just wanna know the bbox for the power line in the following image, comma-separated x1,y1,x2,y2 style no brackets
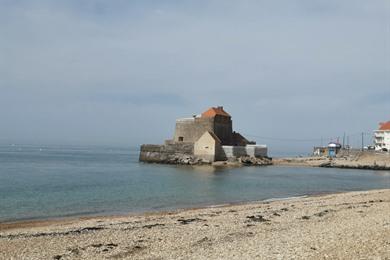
244,134,328,142
244,131,373,143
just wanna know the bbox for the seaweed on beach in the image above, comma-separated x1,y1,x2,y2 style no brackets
0,226,106,240
142,223,165,229
246,215,270,222
177,218,205,225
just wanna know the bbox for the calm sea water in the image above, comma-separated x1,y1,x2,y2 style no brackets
0,145,389,223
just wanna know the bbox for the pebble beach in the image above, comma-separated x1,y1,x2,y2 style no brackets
1,189,389,259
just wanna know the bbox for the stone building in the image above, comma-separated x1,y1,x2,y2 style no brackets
172,106,251,146
193,131,225,162
140,106,267,163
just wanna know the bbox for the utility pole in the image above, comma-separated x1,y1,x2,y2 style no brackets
361,132,364,151
342,132,346,149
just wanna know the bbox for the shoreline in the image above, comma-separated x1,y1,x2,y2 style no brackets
1,189,389,259
273,151,390,170
1,162,388,228
0,194,317,229
0,188,365,229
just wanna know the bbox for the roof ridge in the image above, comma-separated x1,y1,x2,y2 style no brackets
201,106,231,118
379,121,390,130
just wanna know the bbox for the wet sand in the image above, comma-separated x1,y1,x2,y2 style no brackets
1,189,389,259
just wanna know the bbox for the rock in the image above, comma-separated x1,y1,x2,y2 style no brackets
141,151,273,167
182,159,190,164
200,159,211,164
319,162,332,167
239,156,273,166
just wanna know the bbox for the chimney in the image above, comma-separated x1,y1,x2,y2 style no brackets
217,106,223,110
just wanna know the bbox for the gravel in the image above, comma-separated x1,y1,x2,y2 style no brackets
1,189,389,259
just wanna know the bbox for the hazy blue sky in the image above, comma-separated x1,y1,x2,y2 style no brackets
0,0,389,155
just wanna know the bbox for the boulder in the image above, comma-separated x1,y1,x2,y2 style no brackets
239,156,273,166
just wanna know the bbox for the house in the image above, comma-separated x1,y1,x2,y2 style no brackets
313,146,327,156
374,121,390,151
313,142,342,157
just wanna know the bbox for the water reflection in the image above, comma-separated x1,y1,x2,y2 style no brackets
189,165,230,174
372,171,390,177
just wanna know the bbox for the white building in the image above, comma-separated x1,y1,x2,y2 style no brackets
374,121,390,151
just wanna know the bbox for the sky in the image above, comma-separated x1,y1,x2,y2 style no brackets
0,0,389,155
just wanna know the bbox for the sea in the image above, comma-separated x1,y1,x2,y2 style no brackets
0,144,389,223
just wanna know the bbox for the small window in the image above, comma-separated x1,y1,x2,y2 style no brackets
178,137,184,142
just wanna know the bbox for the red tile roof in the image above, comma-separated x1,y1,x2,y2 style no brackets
201,106,231,118
379,121,390,130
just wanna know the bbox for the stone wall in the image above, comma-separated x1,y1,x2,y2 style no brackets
140,143,268,164
173,117,214,143
173,116,234,145
194,132,217,162
222,145,268,159
139,143,194,163
213,115,233,145
246,145,268,157
222,146,247,158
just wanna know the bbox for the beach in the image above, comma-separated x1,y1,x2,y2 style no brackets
1,189,389,259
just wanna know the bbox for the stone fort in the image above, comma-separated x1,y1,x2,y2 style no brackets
170,106,252,146
140,106,267,163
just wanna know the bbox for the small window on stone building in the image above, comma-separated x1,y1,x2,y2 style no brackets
178,137,184,142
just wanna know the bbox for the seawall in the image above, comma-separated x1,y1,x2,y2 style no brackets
139,143,195,164
139,143,271,166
